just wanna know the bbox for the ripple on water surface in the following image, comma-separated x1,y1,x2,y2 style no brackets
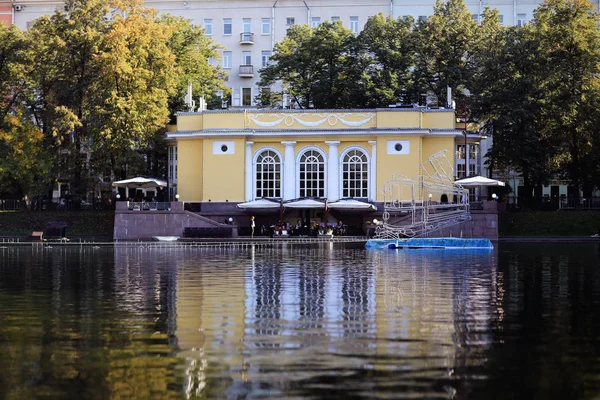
0,243,599,399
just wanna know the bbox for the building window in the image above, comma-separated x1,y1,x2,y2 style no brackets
469,144,479,160
242,51,252,65
311,17,321,28
349,16,359,33
286,17,295,27
223,18,232,35
299,150,325,198
261,51,271,67
255,150,281,198
456,144,465,160
204,19,213,35
242,87,252,106
261,18,271,34
418,16,428,23
499,15,504,24
342,149,368,198
469,163,476,177
517,13,526,27
222,51,232,68
243,18,251,33
331,16,340,22
456,163,466,179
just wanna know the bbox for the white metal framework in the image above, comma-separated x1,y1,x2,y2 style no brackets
375,150,471,239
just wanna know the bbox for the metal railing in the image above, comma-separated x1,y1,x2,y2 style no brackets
127,201,172,211
239,64,254,76
0,199,22,210
239,32,254,42
505,195,600,210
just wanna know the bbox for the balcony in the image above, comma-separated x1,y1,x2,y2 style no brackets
239,32,254,44
239,65,254,78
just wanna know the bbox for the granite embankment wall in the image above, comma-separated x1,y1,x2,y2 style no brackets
113,202,236,240
433,201,499,240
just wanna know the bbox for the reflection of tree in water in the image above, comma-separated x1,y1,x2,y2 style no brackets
0,247,185,400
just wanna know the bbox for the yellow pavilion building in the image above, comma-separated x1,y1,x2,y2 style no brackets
166,107,475,234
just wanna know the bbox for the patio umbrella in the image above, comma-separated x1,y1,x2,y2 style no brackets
112,177,168,189
237,198,282,209
327,199,377,211
455,176,505,187
283,198,326,209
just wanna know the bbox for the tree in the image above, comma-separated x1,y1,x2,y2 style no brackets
354,13,416,107
158,14,229,118
471,21,560,207
412,0,478,107
258,22,355,109
530,0,600,204
25,0,227,197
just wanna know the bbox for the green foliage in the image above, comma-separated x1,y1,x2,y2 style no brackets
0,211,114,235
158,14,230,118
258,22,356,108
412,0,478,107
499,211,600,236
18,0,227,200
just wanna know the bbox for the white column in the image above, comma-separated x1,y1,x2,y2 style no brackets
325,141,340,201
282,141,296,200
369,141,377,201
245,141,254,201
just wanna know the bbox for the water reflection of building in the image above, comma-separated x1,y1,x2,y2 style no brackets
373,249,499,374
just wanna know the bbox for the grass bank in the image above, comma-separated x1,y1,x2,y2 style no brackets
0,211,114,236
499,211,600,237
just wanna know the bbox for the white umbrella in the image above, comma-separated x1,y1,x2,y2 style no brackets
455,176,505,187
284,199,326,209
237,199,282,209
112,177,168,189
327,199,377,211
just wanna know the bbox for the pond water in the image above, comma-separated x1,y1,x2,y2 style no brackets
0,242,599,399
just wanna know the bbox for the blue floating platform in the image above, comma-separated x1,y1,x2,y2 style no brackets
365,237,493,250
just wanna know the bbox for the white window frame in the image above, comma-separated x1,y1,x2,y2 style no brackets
517,13,526,27
286,17,295,27
222,51,232,69
242,51,252,65
261,51,271,67
204,19,213,35
254,148,283,199
340,147,369,199
242,87,252,106
296,147,327,198
349,16,359,33
331,16,340,22
223,18,232,35
261,18,271,34
243,18,251,33
311,17,321,28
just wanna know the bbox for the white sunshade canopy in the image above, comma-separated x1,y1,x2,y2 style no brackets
112,177,167,189
284,199,326,209
327,199,377,211
455,176,506,187
237,199,281,209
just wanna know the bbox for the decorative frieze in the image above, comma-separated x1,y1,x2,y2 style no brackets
246,112,376,129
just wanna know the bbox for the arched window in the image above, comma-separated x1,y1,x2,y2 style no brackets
342,149,368,198
255,150,281,198
299,149,325,197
